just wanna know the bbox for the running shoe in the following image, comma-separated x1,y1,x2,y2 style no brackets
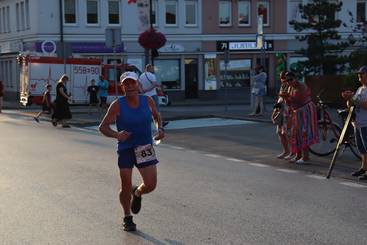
352,168,366,177
33,117,40,123
131,185,142,214
122,216,136,231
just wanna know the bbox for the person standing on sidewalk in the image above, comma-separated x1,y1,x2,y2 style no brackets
99,71,164,231
272,71,291,159
285,71,319,164
139,64,168,127
87,79,100,114
52,75,72,128
341,66,367,180
34,84,53,122
0,81,4,113
249,64,267,116
98,75,109,111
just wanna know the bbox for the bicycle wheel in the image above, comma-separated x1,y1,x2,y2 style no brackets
309,121,341,156
345,132,362,160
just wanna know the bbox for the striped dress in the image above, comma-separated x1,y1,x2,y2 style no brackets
289,85,319,153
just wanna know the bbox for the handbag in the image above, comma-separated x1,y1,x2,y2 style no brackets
271,109,283,125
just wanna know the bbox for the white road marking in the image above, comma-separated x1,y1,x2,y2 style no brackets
248,163,269,168
84,117,256,132
226,158,245,162
276,169,299,174
306,175,326,180
170,146,185,150
339,182,367,188
204,154,222,158
164,117,256,130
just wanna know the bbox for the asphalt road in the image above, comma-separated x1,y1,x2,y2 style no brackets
1,112,367,245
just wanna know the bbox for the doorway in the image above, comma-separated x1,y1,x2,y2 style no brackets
185,58,198,98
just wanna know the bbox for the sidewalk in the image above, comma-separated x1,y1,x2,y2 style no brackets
2,99,274,125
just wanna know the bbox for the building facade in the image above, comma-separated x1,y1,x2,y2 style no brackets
0,0,364,101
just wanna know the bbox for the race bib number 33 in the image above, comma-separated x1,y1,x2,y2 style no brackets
134,144,157,164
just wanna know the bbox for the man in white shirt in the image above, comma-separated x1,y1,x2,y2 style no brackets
139,64,169,127
139,64,160,111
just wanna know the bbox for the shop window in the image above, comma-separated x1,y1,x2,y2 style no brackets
204,56,217,90
257,0,269,26
154,60,181,90
64,0,76,24
219,59,251,88
357,0,367,23
219,0,231,26
238,0,250,26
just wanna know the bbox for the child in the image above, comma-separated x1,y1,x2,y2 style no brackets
87,79,99,114
34,84,53,122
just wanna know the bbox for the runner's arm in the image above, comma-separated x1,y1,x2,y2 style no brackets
99,101,131,141
147,96,165,140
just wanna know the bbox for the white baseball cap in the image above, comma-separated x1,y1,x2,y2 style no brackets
120,71,139,83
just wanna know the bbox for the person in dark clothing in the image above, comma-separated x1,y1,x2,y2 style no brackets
87,79,100,114
52,74,72,128
34,84,53,122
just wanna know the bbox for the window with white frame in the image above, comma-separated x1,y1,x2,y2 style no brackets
16,3,19,31
64,0,76,24
357,0,367,23
257,0,269,26
165,0,177,25
6,6,10,32
25,0,30,29
87,0,99,24
151,0,157,25
108,0,120,24
4,7,8,32
185,0,197,26
238,0,250,26
219,0,231,26
20,2,25,30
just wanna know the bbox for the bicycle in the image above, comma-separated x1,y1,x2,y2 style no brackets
308,94,361,160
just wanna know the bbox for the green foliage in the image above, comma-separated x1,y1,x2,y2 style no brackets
345,11,367,70
289,0,350,75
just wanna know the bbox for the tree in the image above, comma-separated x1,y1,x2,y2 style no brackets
289,0,350,75
345,11,367,70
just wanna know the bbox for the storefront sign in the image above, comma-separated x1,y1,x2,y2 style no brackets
159,43,185,52
35,41,124,54
41,40,57,54
216,40,273,52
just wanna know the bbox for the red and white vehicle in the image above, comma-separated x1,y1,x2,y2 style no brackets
20,56,101,106
20,56,169,106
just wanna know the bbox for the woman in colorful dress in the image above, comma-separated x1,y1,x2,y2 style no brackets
284,72,319,164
